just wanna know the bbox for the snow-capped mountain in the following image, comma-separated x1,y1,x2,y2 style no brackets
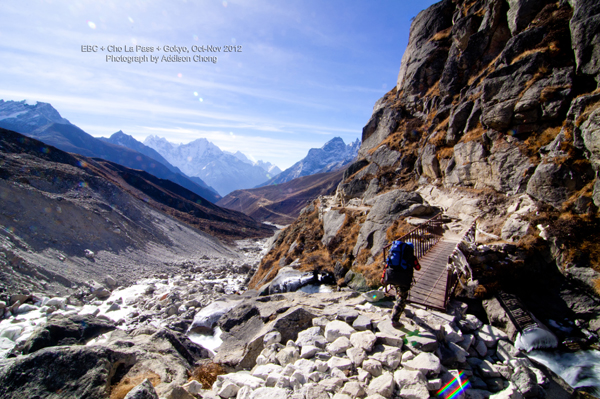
227,150,282,176
0,100,70,132
261,137,360,186
0,100,220,202
144,135,280,196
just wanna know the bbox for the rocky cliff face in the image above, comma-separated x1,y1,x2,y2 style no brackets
251,0,600,299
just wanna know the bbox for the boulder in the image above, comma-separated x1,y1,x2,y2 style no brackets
322,210,346,246
403,352,441,377
350,330,377,353
526,161,590,209
353,190,427,257
421,144,441,179
511,366,539,397
189,299,241,333
0,345,136,399
367,372,395,398
370,145,402,168
20,314,116,355
325,320,357,342
124,379,159,399
218,302,260,332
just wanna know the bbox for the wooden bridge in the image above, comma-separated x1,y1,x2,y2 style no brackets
386,214,476,311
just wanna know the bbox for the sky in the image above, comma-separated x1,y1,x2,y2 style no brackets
0,0,439,170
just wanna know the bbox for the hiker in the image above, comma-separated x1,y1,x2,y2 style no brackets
382,241,421,328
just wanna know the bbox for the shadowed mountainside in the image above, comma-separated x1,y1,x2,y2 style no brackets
217,169,345,224
0,101,220,203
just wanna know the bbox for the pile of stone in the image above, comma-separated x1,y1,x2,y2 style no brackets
198,296,563,399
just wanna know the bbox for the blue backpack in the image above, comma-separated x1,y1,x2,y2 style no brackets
382,241,415,288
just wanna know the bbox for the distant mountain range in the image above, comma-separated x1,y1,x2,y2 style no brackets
144,135,281,196
260,137,359,187
0,100,220,203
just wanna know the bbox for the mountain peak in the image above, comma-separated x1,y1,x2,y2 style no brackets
0,99,70,131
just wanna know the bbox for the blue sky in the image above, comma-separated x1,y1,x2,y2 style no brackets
0,0,438,169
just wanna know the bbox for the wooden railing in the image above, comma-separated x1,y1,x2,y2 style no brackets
444,217,478,308
395,213,444,259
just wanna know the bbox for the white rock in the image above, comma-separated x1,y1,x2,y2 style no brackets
375,332,403,347
296,326,327,348
327,356,353,371
252,364,283,380
221,371,265,390
364,395,387,399
218,381,240,398
248,387,291,399
300,345,319,359
275,375,291,389
332,394,352,399
358,367,371,383
448,341,469,363
350,330,378,352
46,297,67,310
327,336,352,355
321,377,345,392
331,367,349,381
444,323,464,343
403,352,441,377
464,314,483,330
308,371,324,382
282,364,297,376
276,347,299,366
182,380,203,395
394,369,429,399
393,368,427,387
236,385,253,399
291,370,306,385
264,331,282,346
398,382,429,399
476,325,508,348
294,358,316,375
347,346,367,367
367,372,395,398
363,359,383,377
371,345,402,370
315,359,329,373
342,381,366,397
265,373,280,387
325,320,356,342
401,351,415,363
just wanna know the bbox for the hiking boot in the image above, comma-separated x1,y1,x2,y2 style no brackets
391,320,404,328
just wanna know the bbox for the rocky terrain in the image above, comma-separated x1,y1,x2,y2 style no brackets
1,0,600,398
0,128,274,295
0,100,220,203
259,137,360,187
217,169,345,224
251,0,600,316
